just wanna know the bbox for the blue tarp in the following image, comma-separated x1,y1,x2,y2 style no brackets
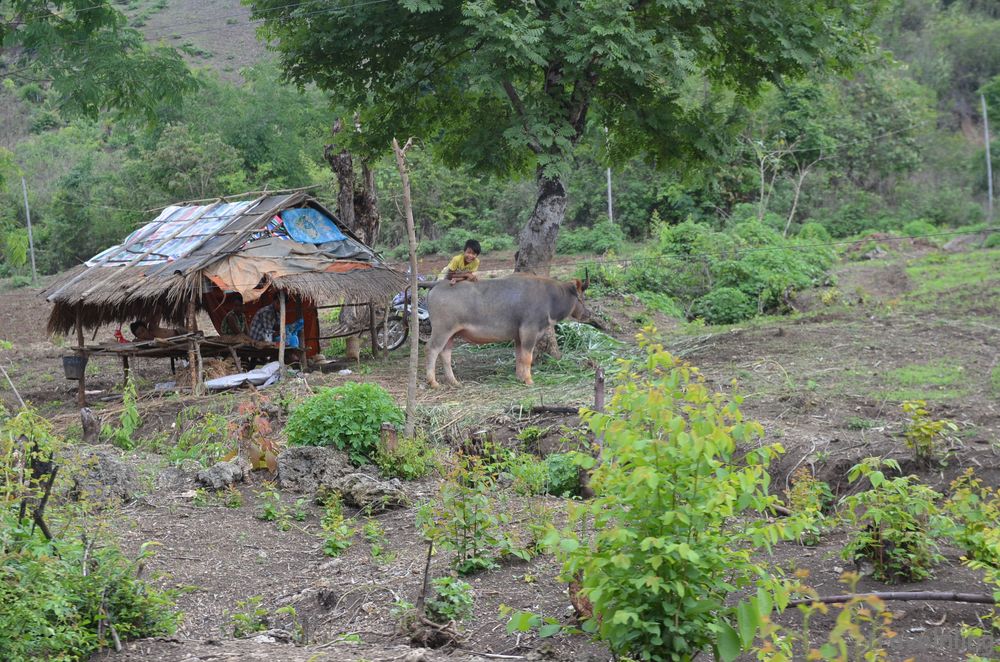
281,208,347,244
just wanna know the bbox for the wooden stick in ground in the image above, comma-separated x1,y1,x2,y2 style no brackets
76,304,86,407
416,539,434,614
392,136,419,438
186,299,198,394
788,591,998,608
278,291,287,377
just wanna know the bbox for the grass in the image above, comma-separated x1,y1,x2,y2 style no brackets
903,249,1000,312
880,360,968,401
992,365,1000,397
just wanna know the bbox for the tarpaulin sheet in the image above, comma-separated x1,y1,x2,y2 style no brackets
281,208,347,244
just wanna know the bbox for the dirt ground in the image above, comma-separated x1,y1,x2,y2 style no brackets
2,244,999,661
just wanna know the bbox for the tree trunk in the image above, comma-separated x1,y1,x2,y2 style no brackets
514,175,567,276
325,119,384,353
515,174,567,358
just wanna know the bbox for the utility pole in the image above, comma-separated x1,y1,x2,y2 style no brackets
20,177,38,286
983,94,994,222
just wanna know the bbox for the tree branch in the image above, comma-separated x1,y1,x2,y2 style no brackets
502,79,542,153
788,591,998,608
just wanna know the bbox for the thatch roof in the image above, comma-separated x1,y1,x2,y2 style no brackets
44,191,406,334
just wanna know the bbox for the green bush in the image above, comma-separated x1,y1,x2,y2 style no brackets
557,220,626,254
984,231,1000,248
546,333,800,661
901,218,938,240
374,434,436,479
691,287,756,325
796,222,831,243
426,576,474,623
544,452,581,497
285,383,404,464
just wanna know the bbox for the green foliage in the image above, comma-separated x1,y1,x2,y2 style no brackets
557,220,626,254
901,399,958,467
753,572,896,661
229,596,269,638
797,222,831,243
320,495,354,557
784,468,834,546
169,408,232,467
363,518,393,562
256,482,290,530
691,287,757,325
840,458,947,583
374,434,436,480
0,410,178,661
901,218,938,240
425,577,474,624
506,452,549,497
546,332,801,661
544,452,582,498
941,469,1000,568
285,383,404,465
102,378,141,450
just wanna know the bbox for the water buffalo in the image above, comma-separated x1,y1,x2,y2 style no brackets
425,274,589,387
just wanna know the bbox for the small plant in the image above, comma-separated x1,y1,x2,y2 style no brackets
417,456,504,575
784,467,833,546
901,400,957,467
224,485,243,509
753,571,896,661
320,494,354,557
102,377,141,450
425,577,474,624
285,383,404,464
192,487,212,507
229,596,269,638
257,483,290,530
515,426,547,446
840,458,947,583
170,409,232,467
363,518,393,562
374,433,435,479
942,469,1000,567
292,497,309,521
507,452,548,496
544,452,582,497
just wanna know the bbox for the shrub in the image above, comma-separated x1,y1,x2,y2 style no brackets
985,231,1000,248
426,577,474,623
796,222,831,243
557,220,626,254
942,469,1000,568
375,434,436,480
691,287,756,325
544,452,581,497
901,400,957,468
285,383,404,464
840,458,947,583
546,332,801,661
901,218,938,240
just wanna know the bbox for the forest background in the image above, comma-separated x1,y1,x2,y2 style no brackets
0,0,998,283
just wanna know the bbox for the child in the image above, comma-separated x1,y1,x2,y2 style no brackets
438,239,481,285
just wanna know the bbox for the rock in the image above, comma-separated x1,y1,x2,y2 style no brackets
196,456,252,489
61,444,142,505
276,446,352,493
328,473,407,512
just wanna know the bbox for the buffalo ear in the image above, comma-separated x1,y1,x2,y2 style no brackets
573,278,583,292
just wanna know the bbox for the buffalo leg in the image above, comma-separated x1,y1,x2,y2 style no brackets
425,331,455,388
519,329,539,385
441,337,458,386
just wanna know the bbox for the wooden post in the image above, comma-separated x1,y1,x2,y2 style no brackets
186,299,198,394
368,302,378,359
392,137,419,439
278,291,287,376
228,346,243,372
380,422,399,454
121,355,130,384
75,304,86,407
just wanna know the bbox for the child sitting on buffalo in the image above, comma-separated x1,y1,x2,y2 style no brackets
438,239,481,285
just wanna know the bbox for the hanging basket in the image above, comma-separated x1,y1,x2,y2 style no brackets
62,355,88,380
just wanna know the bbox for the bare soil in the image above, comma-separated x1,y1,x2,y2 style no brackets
2,245,999,662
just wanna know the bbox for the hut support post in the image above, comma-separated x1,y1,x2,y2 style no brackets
368,302,378,359
186,299,200,395
121,355,130,384
75,305,86,407
278,291,286,377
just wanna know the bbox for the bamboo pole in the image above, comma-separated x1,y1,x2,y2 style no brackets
788,591,997,608
392,137,419,438
186,299,198,394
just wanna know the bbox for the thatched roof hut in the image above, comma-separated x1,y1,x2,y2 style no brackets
44,191,406,335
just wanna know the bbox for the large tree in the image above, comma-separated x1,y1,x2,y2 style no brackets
250,0,881,274
1,0,195,120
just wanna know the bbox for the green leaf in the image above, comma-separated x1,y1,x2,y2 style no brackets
736,600,759,648
716,622,741,662
538,623,561,637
